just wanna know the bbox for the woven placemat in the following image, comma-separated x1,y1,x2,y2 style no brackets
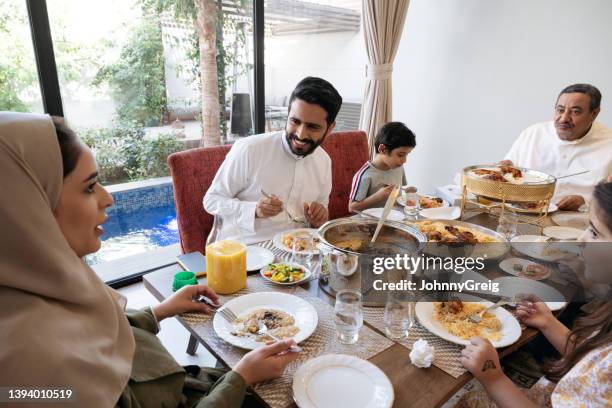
362,306,526,378
181,274,394,408
362,307,468,378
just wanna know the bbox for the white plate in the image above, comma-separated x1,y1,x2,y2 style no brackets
293,354,394,408
543,226,584,240
419,206,461,220
491,276,566,311
499,258,551,280
213,292,318,350
247,246,275,271
272,228,320,255
415,293,521,348
397,194,450,208
362,207,405,222
551,212,589,229
506,202,558,214
510,235,570,262
259,262,312,286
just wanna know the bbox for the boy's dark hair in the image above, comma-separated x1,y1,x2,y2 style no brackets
288,77,343,125
558,83,602,111
374,122,416,153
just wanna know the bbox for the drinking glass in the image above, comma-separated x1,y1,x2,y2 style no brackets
334,289,363,344
497,210,519,239
291,235,314,270
383,290,415,340
403,192,420,220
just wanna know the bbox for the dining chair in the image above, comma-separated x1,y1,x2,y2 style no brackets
320,130,369,220
168,144,232,256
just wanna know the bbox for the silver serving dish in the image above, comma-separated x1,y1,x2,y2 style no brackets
317,218,426,306
415,219,510,261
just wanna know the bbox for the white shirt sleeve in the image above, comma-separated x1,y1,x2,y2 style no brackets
317,157,332,208
202,142,258,234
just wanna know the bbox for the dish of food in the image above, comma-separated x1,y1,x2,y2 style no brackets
292,354,394,408
434,298,502,341
415,294,521,348
506,202,558,214
213,292,318,349
469,165,551,184
510,235,570,262
397,194,449,209
499,258,551,280
260,262,311,285
272,228,319,254
417,221,498,244
416,220,509,260
491,277,566,311
231,308,299,342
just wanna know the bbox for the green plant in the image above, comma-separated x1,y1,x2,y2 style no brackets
93,12,167,127
79,123,182,184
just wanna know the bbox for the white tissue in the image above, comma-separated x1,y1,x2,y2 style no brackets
410,338,435,368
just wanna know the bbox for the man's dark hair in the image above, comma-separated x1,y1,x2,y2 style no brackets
288,77,343,125
374,122,416,154
558,83,602,112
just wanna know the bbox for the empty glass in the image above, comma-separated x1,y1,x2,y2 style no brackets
403,192,420,220
383,290,415,340
291,235,314,270
497,210,519,239
334,289,363,344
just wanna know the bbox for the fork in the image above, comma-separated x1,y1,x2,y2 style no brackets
468,298,508,324
218,307,238,323
261,189,309,226
257,320,302,352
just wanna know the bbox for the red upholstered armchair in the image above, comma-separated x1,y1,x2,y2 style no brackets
321,130,369,220
168,130,368,254
167,145,231,254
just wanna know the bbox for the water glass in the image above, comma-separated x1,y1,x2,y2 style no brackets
291,235,314,270
497,210,518,239
383,291,415,340
403,192,420,220
334,289,363,344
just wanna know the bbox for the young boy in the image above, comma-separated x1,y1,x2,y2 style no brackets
349,122,416,212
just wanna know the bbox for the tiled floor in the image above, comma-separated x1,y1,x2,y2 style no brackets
118,281,217,368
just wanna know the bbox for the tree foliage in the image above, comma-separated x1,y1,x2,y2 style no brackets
93,12,167,127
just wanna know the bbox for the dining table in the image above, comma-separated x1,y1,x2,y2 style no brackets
142,209,579,408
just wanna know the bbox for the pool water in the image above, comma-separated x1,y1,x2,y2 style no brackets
86,204,180,265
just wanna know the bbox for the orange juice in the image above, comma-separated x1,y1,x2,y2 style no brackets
205,239,247,294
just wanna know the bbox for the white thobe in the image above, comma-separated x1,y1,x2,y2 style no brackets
504,121,612,203
203,131,332,244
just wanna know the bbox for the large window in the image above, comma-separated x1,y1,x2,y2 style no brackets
0,0,44,112
264,0,364,132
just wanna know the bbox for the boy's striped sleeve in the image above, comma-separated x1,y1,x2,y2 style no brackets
350,162,370,202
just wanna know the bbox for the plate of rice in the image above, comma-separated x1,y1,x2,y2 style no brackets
415,293,521,348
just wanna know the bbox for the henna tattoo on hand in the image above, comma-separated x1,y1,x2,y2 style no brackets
481,360,497,372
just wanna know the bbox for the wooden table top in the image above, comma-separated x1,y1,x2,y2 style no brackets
143,212,576,408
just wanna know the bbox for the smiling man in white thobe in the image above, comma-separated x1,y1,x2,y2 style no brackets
503,83,612,211
203,77,342,243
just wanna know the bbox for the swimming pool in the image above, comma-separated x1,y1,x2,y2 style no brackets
86,203,180,265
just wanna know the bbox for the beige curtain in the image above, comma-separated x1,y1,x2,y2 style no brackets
359,0,410,158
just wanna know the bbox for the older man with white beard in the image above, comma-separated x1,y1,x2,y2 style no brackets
502,84,612,211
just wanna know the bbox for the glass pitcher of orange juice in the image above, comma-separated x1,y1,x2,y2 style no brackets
205,205,247,294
